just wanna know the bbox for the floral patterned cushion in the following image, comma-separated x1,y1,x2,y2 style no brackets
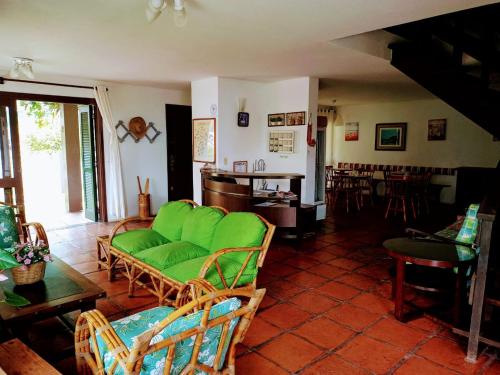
95,297,241,374
0,206,19,251
455,203,480,245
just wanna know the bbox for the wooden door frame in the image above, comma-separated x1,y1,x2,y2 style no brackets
0,91,108,222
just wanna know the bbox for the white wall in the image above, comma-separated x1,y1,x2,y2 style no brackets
191,77,319,204
191,77,219,204
105,83,190,216
1,77,190,218
329,98,500,203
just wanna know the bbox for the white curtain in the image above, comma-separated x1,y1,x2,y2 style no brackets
94,85,126,220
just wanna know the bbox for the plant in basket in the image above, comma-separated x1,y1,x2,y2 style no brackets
0,241,52,306
10,241,52,285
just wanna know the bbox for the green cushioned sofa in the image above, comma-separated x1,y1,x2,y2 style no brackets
107,200,275,305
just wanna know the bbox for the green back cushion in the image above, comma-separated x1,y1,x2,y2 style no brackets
456,203,480,244
210,212,267,265
152,201,194,241
96,298,241,374
0,206,19,250
134,241,209,269
181,206,225,249
162,255,258,289
111,229,169,255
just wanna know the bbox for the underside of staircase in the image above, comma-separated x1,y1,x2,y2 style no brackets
386,3,500,138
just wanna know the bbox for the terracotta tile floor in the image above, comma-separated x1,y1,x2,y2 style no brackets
29,206,499,374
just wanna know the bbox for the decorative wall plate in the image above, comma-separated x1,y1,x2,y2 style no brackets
129,117,148,139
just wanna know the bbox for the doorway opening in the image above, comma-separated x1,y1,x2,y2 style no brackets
16,100,98,230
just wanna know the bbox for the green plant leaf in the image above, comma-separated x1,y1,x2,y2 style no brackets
2,289,30,307
0,250,20,270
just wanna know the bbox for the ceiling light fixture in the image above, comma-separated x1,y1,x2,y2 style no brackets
9,57,35,79
146,0,187,27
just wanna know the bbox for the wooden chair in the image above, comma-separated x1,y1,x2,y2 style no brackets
332,174,361,213
383,204,480,324
384,174,416,223
357,170,374,207
75,280,265,375
413,172,433,216
325,166,334,204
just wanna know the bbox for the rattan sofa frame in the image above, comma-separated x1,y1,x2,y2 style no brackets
106,200,275,306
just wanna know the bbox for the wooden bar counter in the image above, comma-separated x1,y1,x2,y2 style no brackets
201,169,313,238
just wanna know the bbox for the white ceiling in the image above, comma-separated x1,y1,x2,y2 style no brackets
0,0,497,103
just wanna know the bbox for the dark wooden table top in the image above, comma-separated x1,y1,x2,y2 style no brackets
0,256,105,322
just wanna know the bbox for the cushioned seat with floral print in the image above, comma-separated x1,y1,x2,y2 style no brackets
0,205,20,251
95,297,241,374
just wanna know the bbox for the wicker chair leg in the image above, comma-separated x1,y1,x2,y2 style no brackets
128,265,136,297
107,254,114,282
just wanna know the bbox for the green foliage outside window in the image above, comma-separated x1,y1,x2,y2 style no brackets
18,101,63,154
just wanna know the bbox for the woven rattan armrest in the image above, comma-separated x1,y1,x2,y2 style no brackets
198,247,263,289
109,216,155,243
75,309,130,374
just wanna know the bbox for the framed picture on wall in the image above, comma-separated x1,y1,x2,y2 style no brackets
286,111,306,126
428,119,446,141
268,113,285,127
233,161,248,173
375,123,407,151
192,118,216,163
237,112,249,127
345,122,359,141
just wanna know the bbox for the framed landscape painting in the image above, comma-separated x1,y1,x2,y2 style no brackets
375,123,407,151
193,118,216,163
268,113,285,127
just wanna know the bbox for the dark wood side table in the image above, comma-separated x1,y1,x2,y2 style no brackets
0,256,106,337
0,338,61,375
384,238,472,324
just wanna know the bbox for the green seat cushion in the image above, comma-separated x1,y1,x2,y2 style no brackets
152,201,194,242
383,238,476,263
0,206,19,250
210,212,267,265
134,241,209,269
111,229,169,255
95,298,241,375
162,254,258,289
180,206,225,249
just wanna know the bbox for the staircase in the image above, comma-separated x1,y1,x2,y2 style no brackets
386,4,500,138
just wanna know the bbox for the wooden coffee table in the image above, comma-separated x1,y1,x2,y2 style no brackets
0,256,106,336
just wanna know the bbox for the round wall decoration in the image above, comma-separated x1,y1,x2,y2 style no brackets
128,117,148,139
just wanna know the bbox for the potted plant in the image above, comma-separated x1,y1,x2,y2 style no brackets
0,240,52,306
10,241,52,285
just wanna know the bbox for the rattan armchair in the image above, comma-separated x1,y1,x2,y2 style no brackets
75,281,265,375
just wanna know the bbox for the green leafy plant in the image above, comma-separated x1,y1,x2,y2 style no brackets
18,101,63,155
0,249,30,307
